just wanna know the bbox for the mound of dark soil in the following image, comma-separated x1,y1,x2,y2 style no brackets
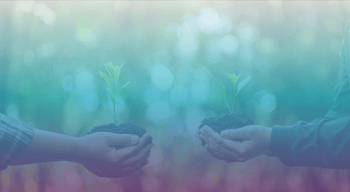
89,123,153,150
198,113,254,146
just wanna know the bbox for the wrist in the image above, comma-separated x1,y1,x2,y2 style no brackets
54,136,83,163
269,124,297,158
263,126,273,156
14,129,85,164
70,137,86,163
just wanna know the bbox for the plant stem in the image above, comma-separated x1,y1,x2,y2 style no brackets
232,87,237,114
232,96,236,114
113,104,117,126
225,100,232,114
112,73,117,126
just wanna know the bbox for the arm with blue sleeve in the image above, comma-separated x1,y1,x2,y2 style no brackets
0,113,80,168
269,21,350,169
0,112,153,178
0,113,34,169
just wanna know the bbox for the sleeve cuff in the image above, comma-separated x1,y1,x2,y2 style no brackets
0,114,35,167
269,124,297,159
7,122,35,163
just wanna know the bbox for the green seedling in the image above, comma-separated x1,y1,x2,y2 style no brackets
222,73,251,114
99,62,131,126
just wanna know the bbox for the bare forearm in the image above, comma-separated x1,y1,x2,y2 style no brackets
9,129,81,165
10,158,59,165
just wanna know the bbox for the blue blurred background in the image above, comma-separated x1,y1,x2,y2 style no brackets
0,1,350,192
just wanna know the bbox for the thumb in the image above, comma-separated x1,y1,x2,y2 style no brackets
220,127,252,140
106,133,139,146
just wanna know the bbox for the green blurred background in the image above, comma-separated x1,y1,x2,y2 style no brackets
1,1,350,191
1,1,347,136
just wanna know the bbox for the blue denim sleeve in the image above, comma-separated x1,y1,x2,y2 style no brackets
326,20,350,119
269,21,350,168
270,117,350,169
0,113,34,170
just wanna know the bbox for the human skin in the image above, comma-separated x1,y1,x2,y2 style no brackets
9,128,154,178
197,125,272,163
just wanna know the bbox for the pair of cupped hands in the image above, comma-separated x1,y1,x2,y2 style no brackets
78,125,272,178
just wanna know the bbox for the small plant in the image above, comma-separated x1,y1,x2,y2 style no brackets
89,62,152,150
99,62,130,126
198,73,253,145
222,73,251,114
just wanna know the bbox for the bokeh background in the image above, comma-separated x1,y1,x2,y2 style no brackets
0,0,350,191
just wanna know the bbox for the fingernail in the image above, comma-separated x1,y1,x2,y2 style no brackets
131,136,139,144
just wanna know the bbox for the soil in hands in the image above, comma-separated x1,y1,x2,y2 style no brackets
89,123,153,150
198,113,254,146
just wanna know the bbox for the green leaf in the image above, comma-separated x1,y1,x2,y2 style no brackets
122,81,131,88
114,68,121,83
117,81,131,94
222,86,227,102
106,63,115,80
99,71,112,88
109,92,116,106
236,76,251,96
114,63,124,83
227,73,240,87
104,63,113,79
222,86,232,114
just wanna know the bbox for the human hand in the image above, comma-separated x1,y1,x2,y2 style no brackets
75,132,153,178
197,125,272,163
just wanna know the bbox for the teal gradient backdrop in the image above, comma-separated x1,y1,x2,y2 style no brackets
1,1,350,191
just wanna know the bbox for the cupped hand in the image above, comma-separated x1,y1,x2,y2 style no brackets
197,125,272,163
76,132,153,178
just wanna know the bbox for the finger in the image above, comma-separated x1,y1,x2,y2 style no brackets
210,140,240,161
200,125,215,137
139,133,151,146
196,128,200,135
220,126,253,140
196,134,203,142
216,137,244,153
106,133,140,146
199,134,210,145
205,145,227,161
206,145,232,161
90,169,126,178
122,159,150,174
208,142,239,162
117,133,151,160
136,160,150,170
208,131,223,146
199,129,213,144
200,127,224,147
205,132,243,161
196,133,204,142
199,130,211,142
122,143,153,166
196,134,206,146
216,139,252,162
